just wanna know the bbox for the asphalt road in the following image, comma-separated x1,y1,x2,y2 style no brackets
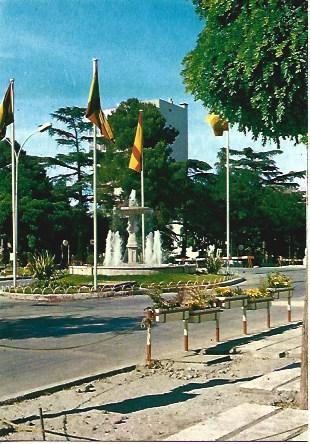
0,267,305,400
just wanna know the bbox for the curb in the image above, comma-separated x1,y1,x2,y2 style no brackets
0,276,246,302
215,276,245,287
142,276,246,293
0,364,136,407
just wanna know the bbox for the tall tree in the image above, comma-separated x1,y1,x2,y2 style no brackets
182,0,307,144
47,107,93,207
45,107,95,260
212,147,305,259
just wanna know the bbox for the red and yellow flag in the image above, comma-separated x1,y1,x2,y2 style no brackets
129,111,143,172
206,113,228,136
0,83,14,140
86,63,114,141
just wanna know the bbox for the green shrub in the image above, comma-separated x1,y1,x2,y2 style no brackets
205,255,222,274
28,251,57,283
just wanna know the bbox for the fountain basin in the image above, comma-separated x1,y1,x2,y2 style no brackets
69,264,197,276
118,206,153,216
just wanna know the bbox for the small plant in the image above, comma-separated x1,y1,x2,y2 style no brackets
28,251,57,283
213,286,243,297
244,288,271,301
267,272,292,288
205,244,222,274
148,287,181,310
183,286,216,310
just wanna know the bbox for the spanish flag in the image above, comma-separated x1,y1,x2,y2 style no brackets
206,113,228,136
0,83,14,140
129,111,143,172
86,63,114,141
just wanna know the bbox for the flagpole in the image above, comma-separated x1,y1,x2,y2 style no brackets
226,124,230,275
140,110,145,263
10,79,17,288
92,58,98,290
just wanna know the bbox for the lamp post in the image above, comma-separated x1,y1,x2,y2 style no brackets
62,239,70,266
206,114,230,274
12,122,52,287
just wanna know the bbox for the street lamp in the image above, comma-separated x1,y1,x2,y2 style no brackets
62,239,70,266
206,113,230,274
12,122,52,286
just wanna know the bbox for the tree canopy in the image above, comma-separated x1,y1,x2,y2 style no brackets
212,146,305,260
0,139,75,264
46,106,93,207
182,0,307,143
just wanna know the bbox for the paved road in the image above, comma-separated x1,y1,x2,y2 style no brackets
0,268,305,400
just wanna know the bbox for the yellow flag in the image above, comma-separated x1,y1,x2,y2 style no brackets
0,83,14,140
129,111,143,172
86,63,114,141
206,113,228,136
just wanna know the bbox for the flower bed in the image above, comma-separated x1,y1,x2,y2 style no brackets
213,286,247,309
267,272,292,289
148,285,218,323
244,288,273,310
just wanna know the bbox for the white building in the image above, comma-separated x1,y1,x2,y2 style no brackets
145,99,188,162
102,99,188,162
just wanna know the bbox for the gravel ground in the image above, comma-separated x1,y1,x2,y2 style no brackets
0,348,300,442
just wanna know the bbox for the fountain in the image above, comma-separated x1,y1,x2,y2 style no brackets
104,230,113,266
145,232,154,265
119,189,153,265
145,230,162,265
153,230,162,265
69,189,196,276
104,230,123,266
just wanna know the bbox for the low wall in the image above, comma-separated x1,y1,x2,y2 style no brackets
69,264,197,276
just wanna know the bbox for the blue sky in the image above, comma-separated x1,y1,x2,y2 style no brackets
0,0,306,186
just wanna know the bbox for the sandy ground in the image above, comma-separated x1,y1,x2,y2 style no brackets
0,347,300,442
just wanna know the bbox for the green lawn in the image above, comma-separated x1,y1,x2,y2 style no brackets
57,272,231,287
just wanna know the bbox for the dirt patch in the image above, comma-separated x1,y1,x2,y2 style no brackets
0,349,299,442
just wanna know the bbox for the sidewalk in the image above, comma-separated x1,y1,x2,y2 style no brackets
166,402,308,441
166,326,307,442
0,322,307,442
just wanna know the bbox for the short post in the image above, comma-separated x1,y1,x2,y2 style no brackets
183,319,189,351
242,306,247,335
215,314,220,342
288,295,292,322
39,407,46,441
267,301,271,328
144,309,153,367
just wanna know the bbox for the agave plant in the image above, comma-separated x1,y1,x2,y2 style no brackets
28,251,57,284
205,245,222,274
